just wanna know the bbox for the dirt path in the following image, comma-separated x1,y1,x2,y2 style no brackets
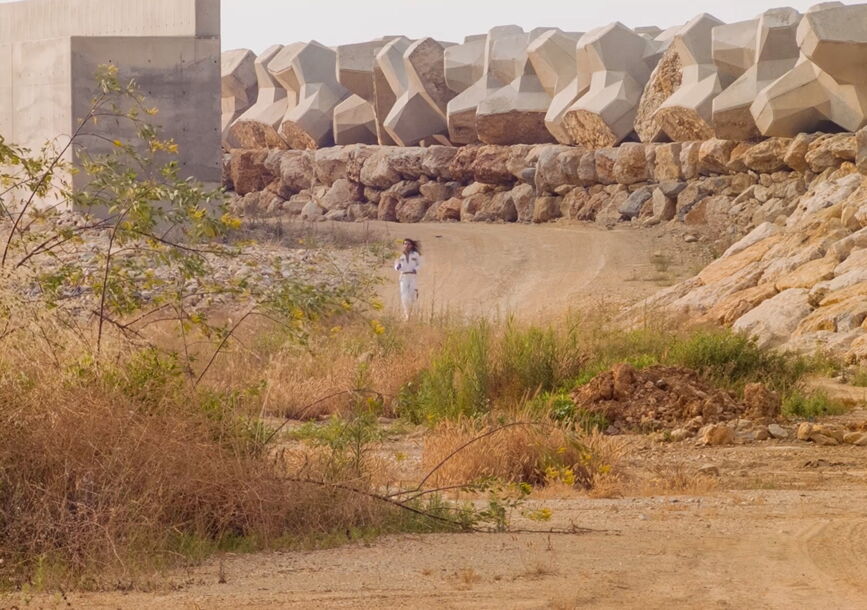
37,441,867,609
355,221,701,320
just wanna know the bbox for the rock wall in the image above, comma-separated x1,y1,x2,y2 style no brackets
221,3,867,150
226,131,864,235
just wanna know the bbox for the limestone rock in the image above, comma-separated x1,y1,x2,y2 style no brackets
768,423,788,439
422,146,460,180
229,149,274,195
741,138,791,173
227,121,288,150
857,127,867,175
732,288,814,348
279,150,316,192
533,196,562,223
743,383,781,420
805,133,857,173
472,146,517,185
701,423,735,446
613,143,649,185
698,139,736,175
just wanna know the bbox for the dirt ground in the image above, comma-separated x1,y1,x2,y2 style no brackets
31,433,867,609
359,220,708,320
8,221,867,610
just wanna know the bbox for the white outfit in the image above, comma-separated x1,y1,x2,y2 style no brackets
394,251,421,319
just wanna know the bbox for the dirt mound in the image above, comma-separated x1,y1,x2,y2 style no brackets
572,363,780,433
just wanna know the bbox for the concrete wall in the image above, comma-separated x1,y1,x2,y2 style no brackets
0,0,219,41
70,36,221,185
0,0,220,191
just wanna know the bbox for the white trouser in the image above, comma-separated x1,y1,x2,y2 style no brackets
399,274,418,319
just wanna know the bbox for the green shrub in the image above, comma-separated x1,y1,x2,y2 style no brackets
397,323,492,424
496,322,558,398
851,368,867,387
782,390,847,418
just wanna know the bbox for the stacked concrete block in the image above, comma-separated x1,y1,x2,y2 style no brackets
216,4,867,150
528,29,583,144
447,26,526,144
712,9,801,140
633,25,682,143
384,37,455,146
444,35,486,96
652,13,725,141
446,26,565,145
336,39,395,145
237,45,291,130
373,36,413,146
475,27,561,145
268,41,350,149
561,23,662,148
752,3,867,136
220,49,257,138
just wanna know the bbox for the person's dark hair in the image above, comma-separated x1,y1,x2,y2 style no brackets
403,238,421,254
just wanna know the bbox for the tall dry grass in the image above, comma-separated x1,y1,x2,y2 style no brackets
421,416,629,491
0,323,438,590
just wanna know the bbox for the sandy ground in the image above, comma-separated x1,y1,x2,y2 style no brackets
354,220,705,320
8,221,867,610
32,437,867,610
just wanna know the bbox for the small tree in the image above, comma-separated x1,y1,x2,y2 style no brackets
0,65,367,373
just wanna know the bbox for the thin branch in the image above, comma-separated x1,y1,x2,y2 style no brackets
415,421,559,491
2,96,105,267
262,388,386,445
283,476,468,530
194,307,255,387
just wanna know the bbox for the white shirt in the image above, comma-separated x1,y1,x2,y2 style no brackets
395,252,421,275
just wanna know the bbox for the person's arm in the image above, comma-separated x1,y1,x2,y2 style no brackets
394,256,402,271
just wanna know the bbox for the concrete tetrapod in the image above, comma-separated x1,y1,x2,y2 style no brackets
562,22,661,147
221,48,257,140
653,13,725,141
712,8,801,140
752,3,867,136
268,41,350,149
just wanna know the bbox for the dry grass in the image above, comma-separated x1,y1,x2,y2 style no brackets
252,320,445,419
0,324,432,590
634,463,719,496
421,416,629,490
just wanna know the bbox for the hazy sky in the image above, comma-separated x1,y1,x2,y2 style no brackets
221,0,834,53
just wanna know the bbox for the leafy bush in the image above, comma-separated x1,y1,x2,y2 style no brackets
667,330,816,395
782,390,847,418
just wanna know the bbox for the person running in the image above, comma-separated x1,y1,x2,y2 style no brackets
394,238,421,320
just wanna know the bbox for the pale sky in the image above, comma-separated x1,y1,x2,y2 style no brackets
221,0,838,53
0,0,849,53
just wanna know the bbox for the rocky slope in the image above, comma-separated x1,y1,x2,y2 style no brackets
634,130,867,361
